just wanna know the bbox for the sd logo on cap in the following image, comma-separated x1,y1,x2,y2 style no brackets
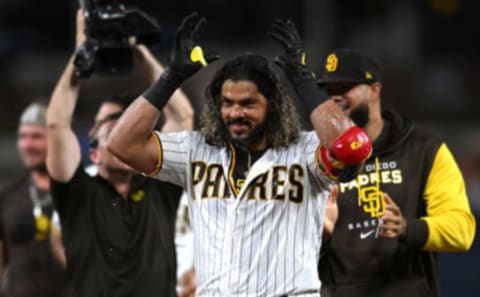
317,49,381,86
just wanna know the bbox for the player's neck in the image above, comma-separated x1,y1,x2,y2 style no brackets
237,146,266,162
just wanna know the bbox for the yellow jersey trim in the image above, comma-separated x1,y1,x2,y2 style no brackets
227,142,239,197
147,131,163,176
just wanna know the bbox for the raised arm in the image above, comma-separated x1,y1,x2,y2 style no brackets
269,20,371,182
133,45,194,132
107,13,218,174
46,10,84,182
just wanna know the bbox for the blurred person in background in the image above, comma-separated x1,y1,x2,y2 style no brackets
0,102,67,297
46,9,193,297
317,48,476,297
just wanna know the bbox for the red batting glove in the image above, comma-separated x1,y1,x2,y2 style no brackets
320,126,372,180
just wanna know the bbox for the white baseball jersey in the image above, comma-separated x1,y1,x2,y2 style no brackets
152,130,331,297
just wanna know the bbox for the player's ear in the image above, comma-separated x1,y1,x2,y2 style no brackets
89,148,100,165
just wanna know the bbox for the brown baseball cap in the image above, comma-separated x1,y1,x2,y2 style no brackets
317,49,382,85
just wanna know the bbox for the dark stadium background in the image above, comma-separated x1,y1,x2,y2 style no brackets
0,0,478,295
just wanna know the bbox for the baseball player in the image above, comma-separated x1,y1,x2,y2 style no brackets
317,49,476,297
107,14,371,296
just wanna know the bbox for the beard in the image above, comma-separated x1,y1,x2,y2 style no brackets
350,103,370,128
226,118,267,150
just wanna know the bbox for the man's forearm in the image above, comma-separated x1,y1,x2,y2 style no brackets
310,100,372,182
46,56,82,182
47,56,79,128
310,100,354,148
135,44,164,84
134,45,193,132
162,88,194,132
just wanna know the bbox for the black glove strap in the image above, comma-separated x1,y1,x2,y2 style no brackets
143,67,183,110
296,77,329,115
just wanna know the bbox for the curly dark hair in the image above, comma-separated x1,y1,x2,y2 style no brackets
200,53,301,148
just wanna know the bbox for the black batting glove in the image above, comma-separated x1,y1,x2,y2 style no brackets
167,12,220,84
143,12,220,110
268,19,327,115
268,19,314,86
